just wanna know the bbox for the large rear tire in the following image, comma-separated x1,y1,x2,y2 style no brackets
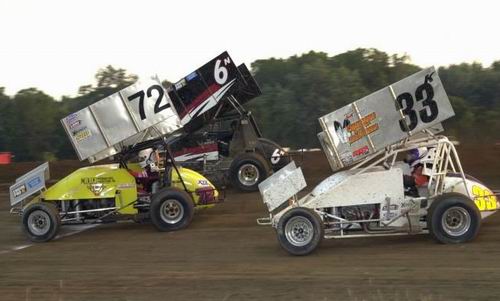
427,193,481,244
22,202,61,242
150,188,194,232
277,207,324,256
229,152,270,192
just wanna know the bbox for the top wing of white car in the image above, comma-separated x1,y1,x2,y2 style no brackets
318,67,455,171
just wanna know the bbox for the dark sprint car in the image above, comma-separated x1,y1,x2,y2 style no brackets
166,52,289,191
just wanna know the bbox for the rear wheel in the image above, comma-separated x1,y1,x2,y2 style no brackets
22,202,61,242
277,207,324,256
150,188,194,232
229,152,270,192
428,193,481,244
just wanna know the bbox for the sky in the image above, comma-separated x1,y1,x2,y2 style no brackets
0,0,498,99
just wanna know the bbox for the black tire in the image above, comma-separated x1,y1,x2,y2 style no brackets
427,193,481,244
229,152,270,192
22,202,61,242
150,188,194,232
277,207,324,256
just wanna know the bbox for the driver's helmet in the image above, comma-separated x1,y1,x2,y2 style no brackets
138,148,158,170
406,147,428,167
407,147,436,175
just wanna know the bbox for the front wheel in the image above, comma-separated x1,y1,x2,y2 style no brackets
150,188,194,232
22,202,61,242
427,193,481,244
277,207,324,256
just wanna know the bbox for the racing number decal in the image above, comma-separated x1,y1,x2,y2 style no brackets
214,57,231,85
416,77,439,123
397,93,418,131
271,148,282,165
127,84,170,120
472,185,497,211
398,72,439,132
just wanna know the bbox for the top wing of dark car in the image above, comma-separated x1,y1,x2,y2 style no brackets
166,51,261,133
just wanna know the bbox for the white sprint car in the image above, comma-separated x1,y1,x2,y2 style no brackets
257,67,499,255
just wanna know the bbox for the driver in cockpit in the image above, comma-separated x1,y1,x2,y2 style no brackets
403,147,436,196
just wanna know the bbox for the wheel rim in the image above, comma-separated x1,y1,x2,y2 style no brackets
238,163,260,186
441,206,471,237
285,216,314,247
159,199,184,224
27,210,51,236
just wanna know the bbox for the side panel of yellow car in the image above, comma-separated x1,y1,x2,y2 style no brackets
42,164,138,214
171,167,218,208
31,163,217,216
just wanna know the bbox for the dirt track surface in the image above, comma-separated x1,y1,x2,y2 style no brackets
1,149,500,301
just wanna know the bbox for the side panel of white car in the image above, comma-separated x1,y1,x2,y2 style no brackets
304,168,405,211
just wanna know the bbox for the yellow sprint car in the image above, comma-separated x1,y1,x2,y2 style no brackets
10,140,220,242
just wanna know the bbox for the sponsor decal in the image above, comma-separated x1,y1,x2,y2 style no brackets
73,127,92,142
27,177,42,189
175,79,186,90
382,212,397,220
472,185,497,211
334,113,354,144
68,119,81,129
382,204,399,211
333,112,379,145
352,145,369,158
339,151,354,165
186,71,198,81
88,183,105,196
117,183,136,189
81,177,116,185
400,201,413,209
197,179,209,186
13,184,27,198
65,113,79,124
82,177,115,196
347,112,379,144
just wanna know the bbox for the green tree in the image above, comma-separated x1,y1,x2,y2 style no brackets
69,65,138,112
5,89,61,161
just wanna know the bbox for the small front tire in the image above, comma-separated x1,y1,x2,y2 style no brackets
277,207,324,256
150,188,194,232
427,193,481,244
22,202,61,243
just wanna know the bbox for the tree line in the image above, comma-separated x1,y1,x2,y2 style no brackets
0,49,499,161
